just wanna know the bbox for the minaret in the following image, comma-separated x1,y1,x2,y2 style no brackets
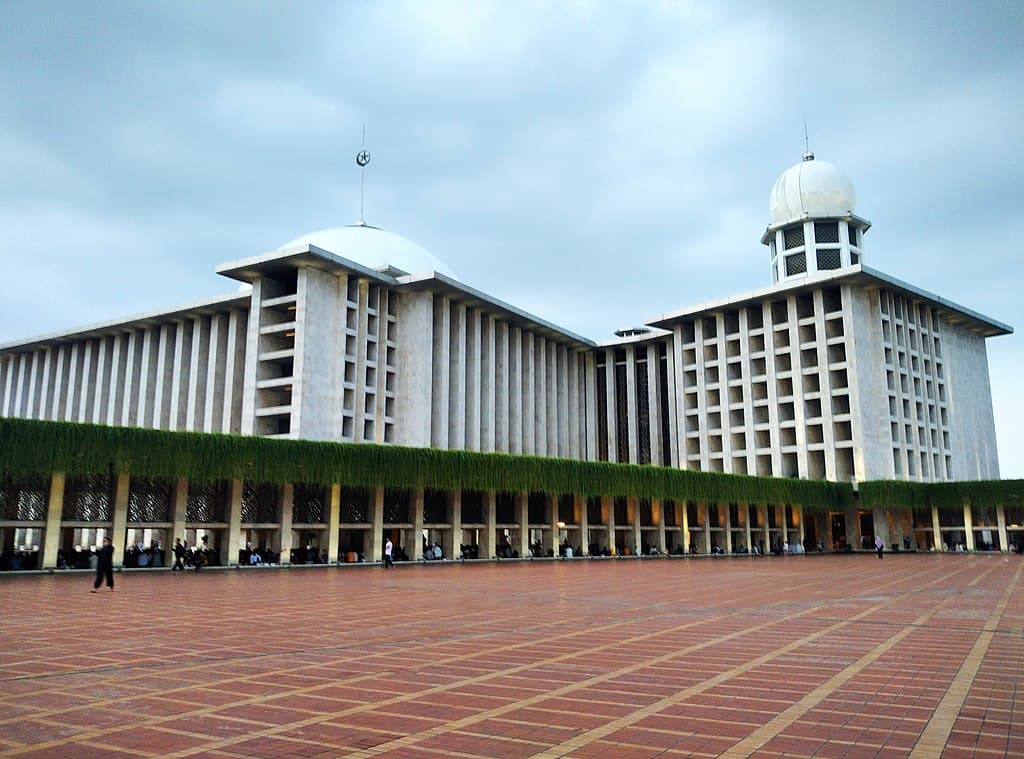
761,152,871,285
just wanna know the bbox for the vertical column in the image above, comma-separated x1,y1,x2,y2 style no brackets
112,473,130,566
931,505,943,550
516,491,528,558
603,495,614,555
723,502,733,554
448,303,467,450
465,310,481,451
761,504,771,555
226,479,243,566
480,317,495,452
494,322,509,452
742,502,752,552
278,483,294,563
996,504,1008,552
522,333,535,454
548,493,559,556
681,500,690,553
171,477,188,546
450,490,462,560
41,472,66,569
629,497,641,554
654,499,665,554
120,333,138,426
325,483,339,565
576,494,588,556
797,505,806,550
411,488,426,559
482,491,497,559
702,503,712,554
431,298,451,448
963,503,975,551
369,486,384,563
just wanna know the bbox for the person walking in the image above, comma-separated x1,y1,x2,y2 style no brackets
383,537,394,569
91,537,114,592
875,534,884,559
172,538,187,572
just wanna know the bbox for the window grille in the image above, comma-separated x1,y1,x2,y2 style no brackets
783,225,804,249
62,473,113,521
613,496,628,524
816,248,842,270
847,224,858,246
587,496,602,524
293,483,326,524
0,474,48,521
658,346,672,466
636,358,651,465
528,492,547,524
815,222,840,244
558,494,575,523
496,492,515,523
127,477,172,522
187,480,228,522
383,488,409,523
615,362,629,462
596,363,609,461
785,252,807,276
461,491,484,523
423,488,448,523
242,482,278,523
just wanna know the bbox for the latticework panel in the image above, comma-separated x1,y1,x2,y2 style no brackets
423,488,448,524
186,480,228,523
383,488,409,523
341,487,369,523
242,482,279,523
0,474,48,521
816,248,842,270
293,483,326,524
62,474,113,521
636,358,651,465
461,491,483,523
495,492,515,524
127,477,172,522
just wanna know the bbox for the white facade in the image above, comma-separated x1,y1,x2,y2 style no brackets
0,160,1011,485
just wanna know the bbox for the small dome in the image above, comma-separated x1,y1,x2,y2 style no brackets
769,155,856,225
279,224,457,279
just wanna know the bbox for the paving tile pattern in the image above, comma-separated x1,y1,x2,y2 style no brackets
1,554,1021,757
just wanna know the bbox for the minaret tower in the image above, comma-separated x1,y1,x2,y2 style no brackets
761,151,871,284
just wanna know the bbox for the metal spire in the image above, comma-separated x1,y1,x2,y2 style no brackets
355,124,371,225
802,119,814,161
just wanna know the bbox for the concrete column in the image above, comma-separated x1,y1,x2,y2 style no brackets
412,488,427,558
997,504,1008,551
369,487,384,563
450,490,462,559
654,498,665,554
681,500,690,553
742,503,752,553
516,491,528,558
761,504,771,554
723,502,733,554
111,473,129,566
603,495,614,554
872,505,889,550
702,503,712,554
278,483,294,563
548,493,559,556
577,494,588,555
630,497,641,554
797,505,806,550
482,491,496,559
963,503,975,551
171,478,188,545
325,483,339,564
931,505,943,550
226,479,243,566
41,472,66,569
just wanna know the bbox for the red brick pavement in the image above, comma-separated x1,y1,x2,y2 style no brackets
0,554,1021,758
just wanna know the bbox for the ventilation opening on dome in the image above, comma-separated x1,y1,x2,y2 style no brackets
785,253,807,276
815,222,840,244
816,249,842,270
784,226,805,250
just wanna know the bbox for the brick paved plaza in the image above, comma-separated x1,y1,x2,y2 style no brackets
1,554,1021,758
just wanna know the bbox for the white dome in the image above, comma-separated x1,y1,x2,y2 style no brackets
279,224,457,279
769,155,856,225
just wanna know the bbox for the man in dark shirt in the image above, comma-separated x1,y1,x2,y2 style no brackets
172,538,187,571
91,537,114,592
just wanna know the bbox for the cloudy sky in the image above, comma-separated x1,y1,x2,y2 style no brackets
1,1,1021,476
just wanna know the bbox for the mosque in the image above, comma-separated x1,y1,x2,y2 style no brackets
0,151,1015,568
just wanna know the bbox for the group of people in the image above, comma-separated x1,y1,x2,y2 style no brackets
171,537,217,572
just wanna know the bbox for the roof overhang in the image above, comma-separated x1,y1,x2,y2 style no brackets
760,213,872,245
646,264,1013,338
